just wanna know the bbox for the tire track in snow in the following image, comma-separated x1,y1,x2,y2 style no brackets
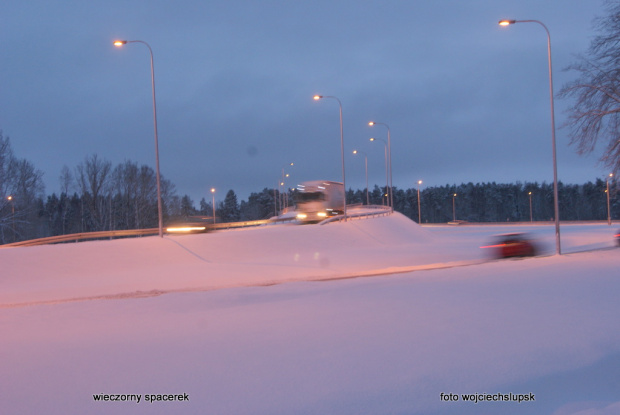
0,259,489,309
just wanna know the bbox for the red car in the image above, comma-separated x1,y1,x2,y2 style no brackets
481,233,537,258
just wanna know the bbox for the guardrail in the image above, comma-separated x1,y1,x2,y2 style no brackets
1,228,160,248
320,205,392,225
0,217,298,248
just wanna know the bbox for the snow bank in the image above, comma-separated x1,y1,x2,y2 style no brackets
1,214,619,414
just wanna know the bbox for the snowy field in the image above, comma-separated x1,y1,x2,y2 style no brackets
1,213,619,415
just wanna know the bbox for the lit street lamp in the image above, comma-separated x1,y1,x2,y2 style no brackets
7,195,15,242
369,137,389,207
528,191,533,222
114,39,164,238
211,188,216,224
369,121,393,211
607,173,614,225
452,193,457,222
280,162,294,211
417,180,422,224
499,19,561,255
353,150,369,205
314,95,347,221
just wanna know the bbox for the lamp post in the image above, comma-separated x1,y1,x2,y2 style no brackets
369,137,389,207
211,188,216,224
369,121,393,211
452,193,457,222
499,19,561,255
114,39,164,238
7,195,15,242
417,180,422,224
281,162,294,211
353,150,369,205
528,191,533,222
607,173,614,225
314,95,346,221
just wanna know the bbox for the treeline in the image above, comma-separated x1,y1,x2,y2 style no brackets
1,131,618,244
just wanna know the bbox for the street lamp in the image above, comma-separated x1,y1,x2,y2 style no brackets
353,150,369,205
452,193,457,222
417,180,422,224
7,195,15,242
368,121,393,211
114,39,164,238
369,137,389,207
607,173,614,225
528,191,533,222
211,188,216,224
314,95,347,221
280,162,294,211
499,19,561,255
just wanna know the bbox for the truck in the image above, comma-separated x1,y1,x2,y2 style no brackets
294,180,345,223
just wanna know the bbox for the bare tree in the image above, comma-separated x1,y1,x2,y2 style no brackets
559,0,620,174
76,154,112,231
0,132,45,242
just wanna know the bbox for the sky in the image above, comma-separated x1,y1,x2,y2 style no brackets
0,0,611,205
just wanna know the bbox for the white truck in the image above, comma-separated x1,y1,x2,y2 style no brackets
294,180,345,223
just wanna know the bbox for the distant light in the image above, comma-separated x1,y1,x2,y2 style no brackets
296,213,308,219
317,212,327,217
113,40,127,47
166,226,207,233
498,20,515,26
368,121,375,126
353,150,358,154
418,180,422,185
313,95,322,100
369,137,375,142
211,188,216,193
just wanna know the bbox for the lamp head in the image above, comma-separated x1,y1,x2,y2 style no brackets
498,19,516,26
113,40,128,47
313,95,322,100
368,121,375,126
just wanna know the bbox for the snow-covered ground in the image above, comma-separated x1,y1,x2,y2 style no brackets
1,213,619,414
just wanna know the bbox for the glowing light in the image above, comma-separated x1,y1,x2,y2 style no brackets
166,226,207,233
113,40,127,47
313,95,322,100
498,20,515,26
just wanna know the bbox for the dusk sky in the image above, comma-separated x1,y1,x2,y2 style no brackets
0,0,609,205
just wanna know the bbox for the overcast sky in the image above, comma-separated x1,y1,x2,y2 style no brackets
0,0,610,204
